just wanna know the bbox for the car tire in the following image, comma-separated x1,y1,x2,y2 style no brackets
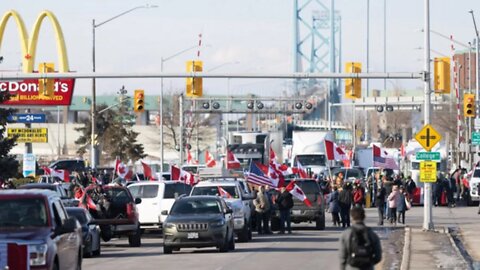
163,245,173,254
128,229,142,247
237,221,249,242
52,260,59,270
77,249,82,270
218,233,230,252
228,233,235,251
315,215,325,230
84,247,92,258
92,237,101,257
100,225,112,242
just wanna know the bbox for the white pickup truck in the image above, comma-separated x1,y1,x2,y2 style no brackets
468,168,480,206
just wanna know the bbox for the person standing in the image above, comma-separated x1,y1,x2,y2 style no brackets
396,186,408,224
263,185,274,234
253,186,270,234
353,183,364,208
376,182,386,226
339,207,382,270
404,176,417,199
327,186,341,227
339,183,353,228
276,186,294,234
388,185,400,225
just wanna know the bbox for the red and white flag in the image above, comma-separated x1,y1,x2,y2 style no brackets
325,139,348,161
286,181,312,207
141,161,155,180
373,145,399,170
226,150,241,169
296,161,310,179
115,157,130,179
270,147,293,175
217,186,232,198
267,163,285,188
171,165,197,186
43,166,69,182
187,150,194,165
205,150,216,167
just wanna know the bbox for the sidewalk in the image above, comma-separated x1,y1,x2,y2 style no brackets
403,227,468,270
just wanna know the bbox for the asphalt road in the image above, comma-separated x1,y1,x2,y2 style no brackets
82,204,479,270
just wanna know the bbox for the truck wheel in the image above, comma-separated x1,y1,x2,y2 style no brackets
128,229,142,247
163,245,173,254
315,216,325,230
100,225,112,242
237,223,249,242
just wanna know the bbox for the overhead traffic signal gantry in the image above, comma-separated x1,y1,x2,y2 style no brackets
464,93,475,117
134,89,145,113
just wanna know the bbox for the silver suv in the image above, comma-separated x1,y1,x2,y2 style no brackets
162,196,235,254
190,179,254,242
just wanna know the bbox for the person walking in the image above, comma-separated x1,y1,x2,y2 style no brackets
376,182,386,226
253,186,271,234
353,183,364,208
339,206,382,270
327,186,341,227
382,175,393,220
404,176,416,198
339,183,353,228
396,186,408,224
276,186,294,234
387,185,400,225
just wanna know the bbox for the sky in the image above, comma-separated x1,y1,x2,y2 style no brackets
0,0,478,99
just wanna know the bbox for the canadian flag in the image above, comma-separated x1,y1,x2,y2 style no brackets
267,163,285,188
286,181,312,207
43,166,69,182
205,150,216,167
325,139,348,161
115,157,130,179
296,161,310,179
226,150,241,169
171,165,197,186
141,161,155,180
217,186,232,198
270,147,293,175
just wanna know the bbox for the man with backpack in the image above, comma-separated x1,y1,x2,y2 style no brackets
339,206,382,270
276,186,294,234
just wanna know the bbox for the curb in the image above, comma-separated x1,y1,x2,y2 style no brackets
400,226,411,270
445,227,472,270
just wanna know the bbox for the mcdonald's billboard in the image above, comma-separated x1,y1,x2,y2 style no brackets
0,10,75,106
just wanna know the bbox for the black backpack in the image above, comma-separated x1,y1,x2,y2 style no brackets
348,226,375,268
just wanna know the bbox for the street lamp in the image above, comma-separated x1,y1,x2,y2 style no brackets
91,4,157,169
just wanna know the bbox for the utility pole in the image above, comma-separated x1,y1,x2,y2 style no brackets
469,10,480,164
179,94,184,165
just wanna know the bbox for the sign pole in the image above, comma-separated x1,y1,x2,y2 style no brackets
423,0,434,231
24,109,32,155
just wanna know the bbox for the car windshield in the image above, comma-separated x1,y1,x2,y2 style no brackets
164,183,192,199
170,199,222,215
295,155,326,166
285,180,320,194
191,186,239,199
67,210,87,225
333,169,364,179
0,198,48,227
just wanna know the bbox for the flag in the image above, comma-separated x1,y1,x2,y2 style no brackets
400,143,406,158
226,150,241,169
43,166,69,182
217,186,232,198
205,150,216,167
171,165,196,186
373,145,399,170
270,147,293,175
115,157,129,178
286,181,312,207
296,161,310,179
325,139,348,161
246,162,277,187
5,243,29,270
187,150,193,165
141,161,154,180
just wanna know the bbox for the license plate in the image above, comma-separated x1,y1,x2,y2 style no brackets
292,210,301,215
187,232,199,239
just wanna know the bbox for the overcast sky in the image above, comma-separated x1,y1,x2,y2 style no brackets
0,0,478,98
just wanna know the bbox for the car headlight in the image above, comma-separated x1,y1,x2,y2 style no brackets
210,219,226,227
29,243,48,266
163,222,175,229
233,209,244,219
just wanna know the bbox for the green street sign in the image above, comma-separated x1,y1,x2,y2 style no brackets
416,152,440,161
473,132,480,145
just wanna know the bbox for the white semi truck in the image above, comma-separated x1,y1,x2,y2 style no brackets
290,130,334,175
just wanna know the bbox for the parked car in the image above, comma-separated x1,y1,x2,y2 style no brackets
271,179,326,230
0,189,83,269
79,185,142,247
162,195,235,254
127,181,192,230
18,183,78,207
66,207,101,258
468,167,480,206
190,179,254,242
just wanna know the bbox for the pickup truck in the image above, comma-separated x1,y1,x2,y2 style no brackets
79,185,143,247
0,189,83,270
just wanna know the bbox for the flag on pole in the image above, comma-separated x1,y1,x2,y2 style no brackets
205,150,216,167
372,145,399,170
286,181,312,207
226,150,241,169
217,186,232,198
246,162,277,187
267,163,285,188
171,165,196,186
296,161,310,179
270,146,293,175
42,166,69,182
325,139,348,161
115,157,130,179
141,161,155,180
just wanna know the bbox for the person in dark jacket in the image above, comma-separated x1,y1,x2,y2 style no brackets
404,176,417,198
339,206,382,270
276,186,294,234
396,186,408,224
327,186,341,226
376,182,386,225
339,183,353,228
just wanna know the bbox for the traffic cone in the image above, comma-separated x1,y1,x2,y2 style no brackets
365,190,371,208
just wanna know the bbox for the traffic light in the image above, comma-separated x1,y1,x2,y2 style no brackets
38,62,55,98
464,93,475,117
186,60,203,97
345,62,362,99
134,89,145,113
434,57,451,94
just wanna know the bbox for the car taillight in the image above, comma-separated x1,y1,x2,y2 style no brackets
126,203,137,222
316,194,323,206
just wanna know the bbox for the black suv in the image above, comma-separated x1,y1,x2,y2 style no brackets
49,159,86,172
271,179,326,230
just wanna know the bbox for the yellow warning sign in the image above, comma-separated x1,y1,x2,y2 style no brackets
415,124,442,151
420,161,437,183
7,128,48,143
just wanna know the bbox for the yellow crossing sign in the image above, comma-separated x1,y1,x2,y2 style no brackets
415,124,441,151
